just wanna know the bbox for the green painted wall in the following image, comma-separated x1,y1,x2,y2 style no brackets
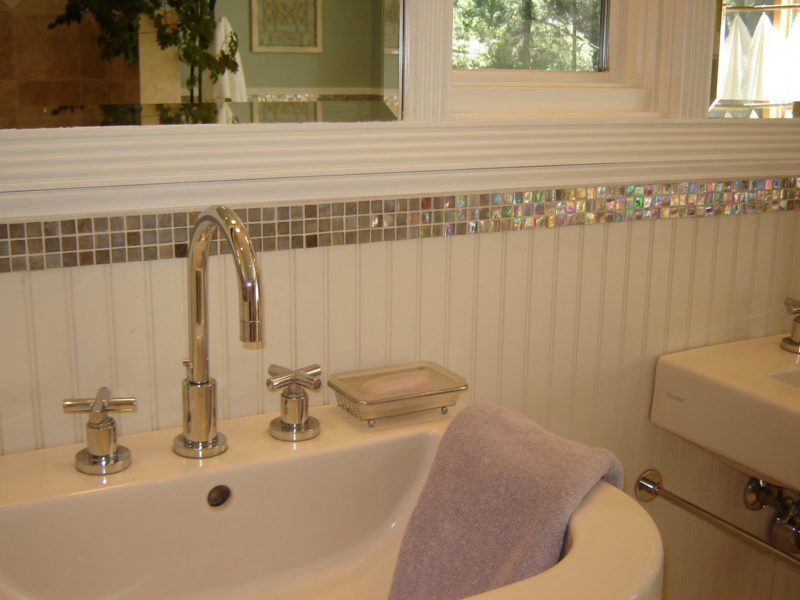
217,0,396,91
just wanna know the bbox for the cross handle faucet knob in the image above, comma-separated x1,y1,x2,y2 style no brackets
266,364,322,442
266,364,322,393
62,387,136,475
784,297,800,316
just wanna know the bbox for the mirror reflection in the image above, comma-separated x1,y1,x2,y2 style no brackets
0,0,401,128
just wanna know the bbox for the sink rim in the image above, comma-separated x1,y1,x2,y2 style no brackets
652,333,800,491
0,405,447,509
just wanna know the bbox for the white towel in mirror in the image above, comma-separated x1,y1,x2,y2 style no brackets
203,16,248,103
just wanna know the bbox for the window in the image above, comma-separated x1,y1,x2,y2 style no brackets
452,0,608,72
446,0,660,119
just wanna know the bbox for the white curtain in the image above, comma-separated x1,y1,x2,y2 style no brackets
788,13,800,99
717,14,752,99
718,10,800,103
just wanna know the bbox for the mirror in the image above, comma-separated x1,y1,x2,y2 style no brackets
0,0,401,129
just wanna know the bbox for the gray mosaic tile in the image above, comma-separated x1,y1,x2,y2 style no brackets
0,177,797,273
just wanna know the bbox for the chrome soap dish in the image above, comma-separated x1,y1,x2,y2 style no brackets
327,361,468,426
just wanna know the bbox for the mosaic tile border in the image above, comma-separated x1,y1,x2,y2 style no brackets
1,177,798,274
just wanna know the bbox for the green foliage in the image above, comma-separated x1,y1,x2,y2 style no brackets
49,0,239,99
156,102,218,124
453,0,604,71
48,0,149,65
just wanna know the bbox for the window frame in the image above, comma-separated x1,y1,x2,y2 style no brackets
449,0,645,118
2,0,799,220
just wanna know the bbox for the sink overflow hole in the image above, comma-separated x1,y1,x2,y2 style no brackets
207,484,232,508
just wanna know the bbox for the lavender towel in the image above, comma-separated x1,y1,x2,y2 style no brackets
388,404,623,600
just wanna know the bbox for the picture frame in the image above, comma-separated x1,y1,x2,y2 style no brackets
251,0,323,53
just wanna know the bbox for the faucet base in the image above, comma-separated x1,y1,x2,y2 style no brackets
780,336,800,354
74,446,132,476
172,433,228,459
269,416,320,442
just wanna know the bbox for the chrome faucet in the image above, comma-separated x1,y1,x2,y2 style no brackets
173,206,262,458
780,297,800,354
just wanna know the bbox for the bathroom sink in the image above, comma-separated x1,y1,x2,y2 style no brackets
652,334,800,491
0,405,662,600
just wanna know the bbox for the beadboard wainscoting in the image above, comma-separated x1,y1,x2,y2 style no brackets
1,210,800,598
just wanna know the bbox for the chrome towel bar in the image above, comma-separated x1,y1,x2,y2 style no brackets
636,469,800,569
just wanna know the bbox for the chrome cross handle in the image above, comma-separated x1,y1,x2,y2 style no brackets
781,297,800,354
267,364,322,392
267,364,322,442
784,297,800,316
63,387,137,475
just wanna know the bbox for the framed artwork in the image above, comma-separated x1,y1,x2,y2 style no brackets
251,0,323,53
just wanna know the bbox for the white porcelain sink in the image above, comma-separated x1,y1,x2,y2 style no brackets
0,405,662,600
652,334,800,491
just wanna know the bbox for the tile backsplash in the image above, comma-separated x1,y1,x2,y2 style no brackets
1,177,798,274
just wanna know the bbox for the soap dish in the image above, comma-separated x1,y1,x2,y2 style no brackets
328,361,468,426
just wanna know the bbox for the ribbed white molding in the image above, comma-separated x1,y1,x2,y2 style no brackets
2,119,800,219
1,211,799,598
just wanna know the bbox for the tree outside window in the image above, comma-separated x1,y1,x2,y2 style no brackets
453,0,606,72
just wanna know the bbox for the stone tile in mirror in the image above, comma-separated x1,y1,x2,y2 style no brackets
1,0,401,129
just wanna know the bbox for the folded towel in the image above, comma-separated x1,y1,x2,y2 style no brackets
388,404,623,600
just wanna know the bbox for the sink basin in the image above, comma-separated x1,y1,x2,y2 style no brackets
652,334,800,491
0,405,662,600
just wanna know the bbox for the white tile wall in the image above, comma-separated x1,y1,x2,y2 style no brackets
1,211,799,598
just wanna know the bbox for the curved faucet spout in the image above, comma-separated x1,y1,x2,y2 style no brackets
175,205,262,459
187,206,262,384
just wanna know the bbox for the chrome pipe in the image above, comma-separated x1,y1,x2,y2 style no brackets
174,206,262,459
187,206,261,384
636,470,800,569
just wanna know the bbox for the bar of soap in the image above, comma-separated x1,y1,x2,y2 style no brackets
359,371,435,396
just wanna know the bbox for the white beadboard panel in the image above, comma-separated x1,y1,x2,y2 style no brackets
615,221,654,488
497,230,533,416
28,268,77,449
69,266,114,438
729,214,759,341
687,217,719,348
261,251,294,415
358,242,390,368
707,216,738,345
219,257,265,420
633,219,674,477
547,226,581,437
471,233,504,409
664,217,696,353
570,223,606,446
592,222,629,454
444,234,477,405
108,261,155,435
749,213,777,339
523,227,556,426
0,272,37,453
388,239,420,366
325,245,359,384
147,258,187,430
768,212,797,334
292,247,326,406
418,237,449,365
